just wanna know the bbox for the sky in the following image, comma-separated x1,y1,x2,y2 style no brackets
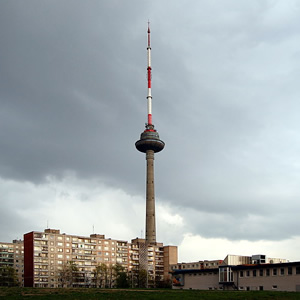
1,0,300,262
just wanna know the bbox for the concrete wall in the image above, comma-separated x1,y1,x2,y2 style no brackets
235,265,300,292
173,271,220,290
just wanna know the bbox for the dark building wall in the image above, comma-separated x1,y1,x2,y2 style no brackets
24,232,34,287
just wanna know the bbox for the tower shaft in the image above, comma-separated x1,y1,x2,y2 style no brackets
146,150,156,243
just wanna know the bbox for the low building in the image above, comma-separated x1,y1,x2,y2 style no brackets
171,259,223,271
228,262,300,291
172,254,299,292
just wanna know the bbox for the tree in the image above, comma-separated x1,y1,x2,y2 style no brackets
93,263,108,288
113,263,129,288
116,271,129,288
138,269,148,288
155,277,172,288
0,266,19,287
58,261,79,287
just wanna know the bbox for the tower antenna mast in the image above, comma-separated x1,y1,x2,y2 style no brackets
147,21,152,126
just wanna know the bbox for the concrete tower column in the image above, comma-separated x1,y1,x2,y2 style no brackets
146,150,156,243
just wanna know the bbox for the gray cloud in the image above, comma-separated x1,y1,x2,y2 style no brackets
1,0,300,256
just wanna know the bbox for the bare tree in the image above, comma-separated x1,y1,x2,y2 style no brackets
0,266,19,287
93,263,108,288
58,261,79,287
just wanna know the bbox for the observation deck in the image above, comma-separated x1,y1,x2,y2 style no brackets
135,124,165,153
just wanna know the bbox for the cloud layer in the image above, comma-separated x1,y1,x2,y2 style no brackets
1,0,300,261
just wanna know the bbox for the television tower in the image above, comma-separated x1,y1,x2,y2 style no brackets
135,23,165,244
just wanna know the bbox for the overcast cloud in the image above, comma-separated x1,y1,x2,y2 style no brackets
1,0,300,262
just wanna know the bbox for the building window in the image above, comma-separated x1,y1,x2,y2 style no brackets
246,270,250,277
272,285,277,289
259,269,263,276
219,267,233,282
240,271,244,278
259,286,264,291
288,267,293,275
253,270,256,277
273,268,277,276
280,268,285,275
266,269,270,276
296,266,300,275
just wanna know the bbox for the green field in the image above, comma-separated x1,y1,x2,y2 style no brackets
1,288,300,300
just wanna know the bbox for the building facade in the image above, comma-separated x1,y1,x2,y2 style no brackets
171,259,223,272
24,228,177,288
0,240,24,286
232,262,300,292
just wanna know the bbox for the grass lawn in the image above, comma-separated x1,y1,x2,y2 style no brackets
1,288,300,299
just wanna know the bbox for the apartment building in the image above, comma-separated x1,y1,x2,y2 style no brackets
0,240,24,286
129,238,177,287
172,254,300,292
24,229,177,288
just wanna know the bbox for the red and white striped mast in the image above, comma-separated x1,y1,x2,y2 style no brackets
146,21,153,129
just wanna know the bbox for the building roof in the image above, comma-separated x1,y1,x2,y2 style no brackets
232,261,300,270
172,268,218,275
